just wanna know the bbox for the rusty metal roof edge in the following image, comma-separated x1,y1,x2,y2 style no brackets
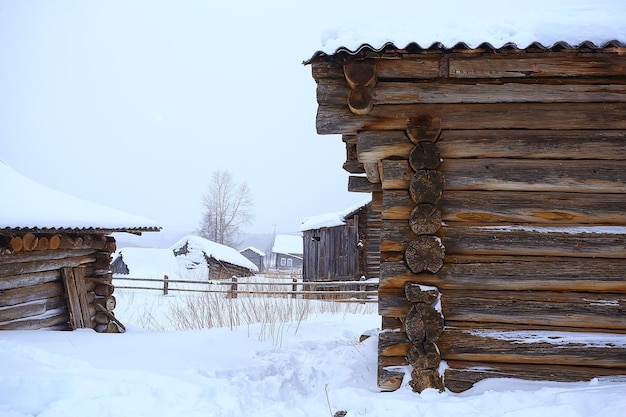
304,40,626,64
0,226,161,235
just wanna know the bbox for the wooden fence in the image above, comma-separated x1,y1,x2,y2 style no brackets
114,276,378,301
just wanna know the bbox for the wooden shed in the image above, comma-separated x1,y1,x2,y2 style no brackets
300,199,380,282
170,235,258,280
0,162,160,332
306,40,626,392
239,246,266,273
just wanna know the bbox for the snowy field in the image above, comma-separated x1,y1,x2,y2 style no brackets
1,288,626,417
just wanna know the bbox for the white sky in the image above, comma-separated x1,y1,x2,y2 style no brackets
1,0,624,238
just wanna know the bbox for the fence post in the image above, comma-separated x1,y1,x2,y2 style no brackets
163,274,169,295
229,276,238,298
292,278,297,299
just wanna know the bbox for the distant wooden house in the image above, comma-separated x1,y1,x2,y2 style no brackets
0,162,160,332
271,234,303,271
239,246,265,273
111,247,179,278
300,199,380,282
170,235,257,280
307,41,626,392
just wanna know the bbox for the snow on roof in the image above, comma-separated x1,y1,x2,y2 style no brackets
309,0,626,58
0,160,160,233
299,198,371,232
169,235,258,272
113,247,179,278
271,234,303,255
240,246,266,257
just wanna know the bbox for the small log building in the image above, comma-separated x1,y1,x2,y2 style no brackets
239,246,266,273
306,40,626,392
0,162,160,332
170,235,258,280
301,200,380,282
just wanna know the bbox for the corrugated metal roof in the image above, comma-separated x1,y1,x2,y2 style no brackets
305,40,626,64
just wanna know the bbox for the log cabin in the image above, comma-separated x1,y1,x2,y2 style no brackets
239,246,266,273
300,199,380,282
306,40,626,392
170,235,258,280
0,161,160,332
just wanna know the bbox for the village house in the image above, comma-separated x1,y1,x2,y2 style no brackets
300,199,379,282
270,234,303,272
0,161,160,332
239,246,265,273
306,39,626,392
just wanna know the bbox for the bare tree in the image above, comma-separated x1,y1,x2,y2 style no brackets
198,169,254,248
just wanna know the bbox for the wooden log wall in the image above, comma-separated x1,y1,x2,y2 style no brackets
310,44,626,392
0,232,123,332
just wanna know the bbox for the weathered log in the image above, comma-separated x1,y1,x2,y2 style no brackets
405,303,444,344
22,233,38,252
441,225,625,258
94,282,114,296
409,204,442,235
409,141,440,171
0,270,59,290
317,78,626,106
410,368,444,393
94,312,109,325
59,235,74,249
356,130,626,163
407,341,440,370
404,236,445,274
49,235,61,250
0,281,64,307
409,170,445,205
0,300,47,323
343,62,377,89
0,309,69,330
348,87,374,115
379,257,626,293
312,53,626,81
444,360,626,393
95,304,126,332
378,366,405,392
363,162,381,183
438,326,626,368
442,290,626,330
348,175,382,193
406,115,442,143
36,236,50,251
316,103,626,135
381,220,417,252
378,330,410,357
381,160,414,190
94,295,116,311
405,282,439,305
380,159,626,193
10,236,23,252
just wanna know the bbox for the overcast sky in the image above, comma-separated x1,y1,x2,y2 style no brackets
1,0,623,241
0,0,369,237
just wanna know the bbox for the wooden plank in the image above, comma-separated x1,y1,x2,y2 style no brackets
439,326,626,367
356,130,626,163
0,309,69,330
61,267,93,329
383,190,626,224
442,290,626,330
318,78,626,106
440,225,626,258
444,360,626,393
380,159,626,193
316,103,626,135
311,57,441,80
0,250,97,276
379,257,626,293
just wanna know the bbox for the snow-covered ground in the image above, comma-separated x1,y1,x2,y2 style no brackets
1,288,626,417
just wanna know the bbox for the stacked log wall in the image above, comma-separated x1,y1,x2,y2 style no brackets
0,232,123,332
311,45,626,392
